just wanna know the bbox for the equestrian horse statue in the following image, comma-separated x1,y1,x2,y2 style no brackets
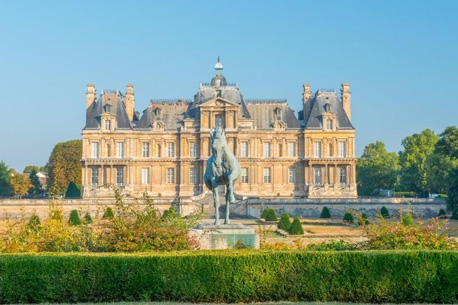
204,127,241,225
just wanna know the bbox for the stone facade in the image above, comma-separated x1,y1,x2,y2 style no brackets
81,59,357,199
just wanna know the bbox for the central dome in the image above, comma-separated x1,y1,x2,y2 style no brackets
210,73,227,87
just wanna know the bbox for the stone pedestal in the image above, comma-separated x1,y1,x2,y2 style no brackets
190,224,259,250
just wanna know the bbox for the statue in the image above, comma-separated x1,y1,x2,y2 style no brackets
204,127,241,225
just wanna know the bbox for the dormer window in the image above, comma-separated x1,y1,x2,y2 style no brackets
105,119,111,131
274,107,282,121
324,103,331,113
154,108,162,120
104,104,111,113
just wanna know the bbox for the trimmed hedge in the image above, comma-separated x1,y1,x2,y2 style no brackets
0,251,457,303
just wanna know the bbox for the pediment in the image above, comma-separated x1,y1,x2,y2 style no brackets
198,98,239,108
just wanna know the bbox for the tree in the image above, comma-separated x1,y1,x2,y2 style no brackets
47,140,82,195
29,169,43,194
357,141,399,196
10,173,33,197
65,182,81,198
23,165,40,174
0,161,13,196
399,129,438,196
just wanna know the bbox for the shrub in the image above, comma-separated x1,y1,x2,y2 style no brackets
358,213,370,226
380,206,390,218
320,206,331,218
288,217,304,235
102,207,114,219
402,213,414,226
0,251,458,303
452,208,458,220
343,211,354,224
438,209,447,218
65,181,80,199
306,239,357,251
27,214,41,232
68,210,81,226
263,208,277,221
84,212,93,224
162,207,177,219
261,208,268,219
277,213,291,231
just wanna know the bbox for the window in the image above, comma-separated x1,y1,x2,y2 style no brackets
167,168,175,184
338,141,347,157
189,167,197,184
241,168,248,183
327,119,333,130
116,142,124,158
190,142,197,158
91,168,98,186
157,144,161,157
289,167,296,184
314,167,322,185
279,144,283,157
340,167,346,184
142,142,150,157
263,168,271,183
91,142,99,158
105,120,111,131
167,143,175,157
288,142,296,157
241,142,248,157
116,167,124,186
141,168,150,184
263,142,271,157
215,114,224,127
313,142,322,158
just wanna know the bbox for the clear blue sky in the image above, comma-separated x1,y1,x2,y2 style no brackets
1,0,457,171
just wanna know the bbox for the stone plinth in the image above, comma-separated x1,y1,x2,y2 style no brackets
191,223,259,250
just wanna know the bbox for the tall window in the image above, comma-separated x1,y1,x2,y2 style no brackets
241,142,248,157
157,144,161,157
314,167,322,185
215,114,224,127
91,142,99,158
340,167,346,184
338,141,347,157
142,142,150,157
327,119,333,130
263,142,271,158
289,167,296,184
91,168,98,186
241,168,248,183
190,142,197,158
313,142,322,158
167,143,175,157
189,167,197,184
263,167,271,183
116,167,124,186
105,119,111,131
116,142,124,158
288,142,296,157
278,144,283,157
167,168,175,184
141,168,150,184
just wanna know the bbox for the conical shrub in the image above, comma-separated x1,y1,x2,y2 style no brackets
68,210,81,226
380,206,390,218
288,217,304,235
261,208,269,219
278,213,292,231
27,214,41,232
84,212,93,224
358,213,370,225
320,206,331,218
102,207,114,219
438,209,447,219
264,208,277,221
402,213,413,226
343,211,354,224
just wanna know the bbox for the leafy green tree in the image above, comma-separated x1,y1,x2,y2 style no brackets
10,173,33,197
278,213,292,231
23,165,40,174
399,129,438,196
0,161,13,196
320,206,331,218
29,169,43,194
65,181,81,198
357,141,399,195
288,217,304,235
47,139,82,195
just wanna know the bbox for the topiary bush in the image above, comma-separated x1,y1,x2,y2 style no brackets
343,211,354,224
402,213,413,226
288,217,304,235
320,206,331,218
261,208,268,219
102,207,114,219
451,208,458,220
380,206,390,218
358,213,370,226
263,208,277,221
84,212,92,224
65,181,81,199
277,213,291,231
68,210,81,226
438,209,447,219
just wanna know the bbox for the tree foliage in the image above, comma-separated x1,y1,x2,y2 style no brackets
10,173,33,197
47,140,82,195
23,165,40,174
29,170,43,194
357,141,399,195
65,182,81,198
0,161,13,196
398,129,438,196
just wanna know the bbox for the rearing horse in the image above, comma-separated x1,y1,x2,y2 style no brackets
204,127,241,225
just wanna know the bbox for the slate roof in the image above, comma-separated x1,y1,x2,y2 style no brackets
304,90,354,130
245,100,301,129
85,92,131,129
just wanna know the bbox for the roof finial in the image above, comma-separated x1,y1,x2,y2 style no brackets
214,56,223,71
217,56,220,63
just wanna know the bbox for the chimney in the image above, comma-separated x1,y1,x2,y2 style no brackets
125,84,135,121
341,83,351,121
302,83,312,120
86,84,96,110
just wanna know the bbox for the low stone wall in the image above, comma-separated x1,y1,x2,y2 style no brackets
243,198,447,219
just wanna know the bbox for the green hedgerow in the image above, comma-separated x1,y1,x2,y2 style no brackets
288,217,304,235
402,213,414,226
320,206,331,218
84,212,93,224
380,206,390,218
68,210,81,226
438,209,447,219
102,207,114,219
343,211,354,224
278,213,291,231
264,209,277,221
